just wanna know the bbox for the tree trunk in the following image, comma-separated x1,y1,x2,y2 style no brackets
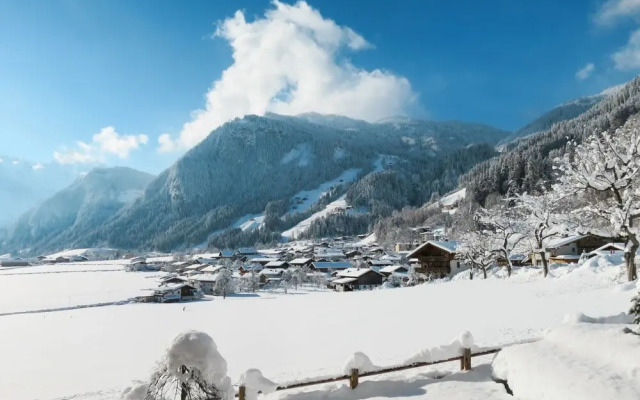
482,267,487,279
502,250,512,277
539,251,549,278
626,237,639,281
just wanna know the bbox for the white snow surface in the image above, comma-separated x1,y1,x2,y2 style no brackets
239,368,278,400
232,213,266,232
438,188,466,207
492,320,640,400
0,255,637,400
285,168,361,216
282,196,348,239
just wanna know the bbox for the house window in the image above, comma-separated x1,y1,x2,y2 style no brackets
572,247,576,253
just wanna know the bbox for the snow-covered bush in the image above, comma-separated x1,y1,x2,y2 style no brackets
121,331,233,400
631,291,640,325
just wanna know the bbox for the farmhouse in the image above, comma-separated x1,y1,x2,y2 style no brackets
406,240,466,278
259,268,285,283
331,268,383,291
531,235,612,265
152,283,200,303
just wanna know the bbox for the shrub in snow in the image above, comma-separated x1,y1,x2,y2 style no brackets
343,351,378,374
239,369,278,400
121,330,233,400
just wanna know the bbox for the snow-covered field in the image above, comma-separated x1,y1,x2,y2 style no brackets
0,257,637,400
0,261,162,314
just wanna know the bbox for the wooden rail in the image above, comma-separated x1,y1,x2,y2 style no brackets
237,347,502,399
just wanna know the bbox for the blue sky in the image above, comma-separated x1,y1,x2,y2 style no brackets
2,0,640,174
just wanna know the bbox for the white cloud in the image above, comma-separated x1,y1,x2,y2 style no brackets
612,28,640,69
158,0,416,152
595,0,640,25
575,63,595,80
32,163,44,170
54,126,148,164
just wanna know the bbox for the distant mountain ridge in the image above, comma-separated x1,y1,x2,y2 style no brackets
2,167,154,253
1,113,509,254
496,85,625,150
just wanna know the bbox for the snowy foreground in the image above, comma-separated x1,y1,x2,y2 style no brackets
0,257,638,400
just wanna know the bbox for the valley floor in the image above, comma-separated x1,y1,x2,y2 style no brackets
0,258,637,400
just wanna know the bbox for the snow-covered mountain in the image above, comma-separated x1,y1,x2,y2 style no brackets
2,113,508,253
0,156,89,226
2,167,154,254
496,85,625,150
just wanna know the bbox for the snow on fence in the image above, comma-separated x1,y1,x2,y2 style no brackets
233,334,541,400
124,331,540,400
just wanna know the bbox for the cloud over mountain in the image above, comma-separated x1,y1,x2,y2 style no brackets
158,1,416,152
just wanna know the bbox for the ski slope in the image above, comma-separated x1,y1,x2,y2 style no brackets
282,196,348,239
0,257,636,400
286,168,361,216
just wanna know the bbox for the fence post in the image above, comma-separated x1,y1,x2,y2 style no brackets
462,348,471,371
238,385,246,400
349,368,359,389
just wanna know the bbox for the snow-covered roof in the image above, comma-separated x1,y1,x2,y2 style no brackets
406,240,459,258
379,265,408,274
259,268,285,276
550,255,581,260
332,277,358,285
184,264,204,270
264,261,288,268
336,267,379,278
259,249,285,255
200,265,224,273
220,250,235,257
546,235,586,249
290,257,313,265
313,261,352,269
154,283,194,292
191,273,220,282
236,247,258,255
588,243,626,256
191,252,220,260
369,260,393,266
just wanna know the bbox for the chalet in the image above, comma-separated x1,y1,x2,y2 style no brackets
314,249,345,261
331,268,383,291
249,257,280,266
531,235,613,265
395,243,416,252
239,263,264,274
378,265,409,277
220,250,236,259
264,260,289,269
259,249,286,257
153,283,201,303
190,274,218,294
311,261,352,273
259,268,285,283
406,240,467,278
289,258,314,268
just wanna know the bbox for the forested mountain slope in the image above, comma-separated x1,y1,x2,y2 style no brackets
2,114,508,253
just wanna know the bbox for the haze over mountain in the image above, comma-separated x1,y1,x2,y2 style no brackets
2,167,154,253
0,157,91,226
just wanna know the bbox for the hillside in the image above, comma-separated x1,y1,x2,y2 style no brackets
1,167,154,254
2,114,508,253
460,76,640,205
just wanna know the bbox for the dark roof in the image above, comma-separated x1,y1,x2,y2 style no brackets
312,261,352,269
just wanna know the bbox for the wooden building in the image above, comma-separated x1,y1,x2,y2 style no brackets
331,268,383,291
531,235,613,265
406,240,466,278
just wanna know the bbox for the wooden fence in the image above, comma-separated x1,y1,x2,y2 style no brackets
237,346,504,399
